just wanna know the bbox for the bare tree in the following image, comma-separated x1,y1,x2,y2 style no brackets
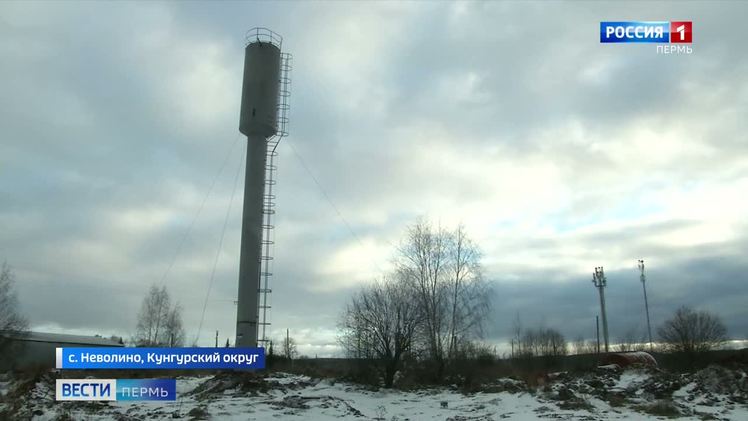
396,219,490,377
163,304,185,347
547,329,568,356
616,327,648,352
398,219,450,374
0,262,29,353
339,276,421,387
512,313,523,358
658,306,727,353
583,339,599,355
518,328,536,357
616,328,637,352
572,335,586,355
134,284,183,347
339,306,377,360
571,336,602,355
446,224,490,359
282,331,298,360
1,262,28,332
135,285,167,346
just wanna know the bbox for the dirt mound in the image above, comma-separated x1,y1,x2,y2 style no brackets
188,372,320,400
639,369,684,399
0,371,57,419
481,377,527,394
188,373,270,399
265,394,364,417
690,365,748,403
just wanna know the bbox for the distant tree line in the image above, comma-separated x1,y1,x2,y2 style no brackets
510,314,568,359
517,327,568,358
338,219,491,387
567,305,728,357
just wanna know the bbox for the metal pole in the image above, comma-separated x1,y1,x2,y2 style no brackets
639,260,653,352
593,267,610,353
596,315,600,354
599,283,609,352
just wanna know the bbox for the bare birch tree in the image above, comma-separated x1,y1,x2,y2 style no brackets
399,220,449,372
446,224,489,359
164,304,185,347
135,284,184,347
396,219,490,377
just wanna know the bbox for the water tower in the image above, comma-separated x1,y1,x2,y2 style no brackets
236,28,291,348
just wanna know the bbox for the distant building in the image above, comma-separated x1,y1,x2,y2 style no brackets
0,331,124,370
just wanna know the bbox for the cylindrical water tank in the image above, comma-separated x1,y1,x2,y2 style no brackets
239,41,281,138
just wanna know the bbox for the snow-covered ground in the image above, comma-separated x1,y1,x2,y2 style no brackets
1,366,746,420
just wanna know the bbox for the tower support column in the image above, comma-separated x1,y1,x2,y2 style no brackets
236,135,267,348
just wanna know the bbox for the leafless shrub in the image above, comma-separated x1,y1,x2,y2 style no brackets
657,306,727,353
339,276,421,387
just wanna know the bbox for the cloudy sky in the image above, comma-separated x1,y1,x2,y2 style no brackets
1,1,747,356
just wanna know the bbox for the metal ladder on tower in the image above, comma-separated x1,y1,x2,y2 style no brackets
258,52,292,347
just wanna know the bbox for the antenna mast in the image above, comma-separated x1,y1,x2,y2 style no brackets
639,259,653,351
592,266,610,353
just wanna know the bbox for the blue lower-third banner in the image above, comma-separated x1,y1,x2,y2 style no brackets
56,347,265,370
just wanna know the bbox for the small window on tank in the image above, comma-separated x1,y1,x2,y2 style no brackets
252,108,256,117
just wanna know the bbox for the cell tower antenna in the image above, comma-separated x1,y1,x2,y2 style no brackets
639,259,653,351
592,266,610,353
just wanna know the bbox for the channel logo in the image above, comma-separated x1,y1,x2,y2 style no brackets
600,21,692,43
56,379,116,401
56,379,176,401
669,21,692,43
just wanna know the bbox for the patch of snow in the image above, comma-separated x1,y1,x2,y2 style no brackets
174,375,206,394
265,372,313,385
673,381,696,398
0,380,10,398
598,364,620,370
612,370,649,391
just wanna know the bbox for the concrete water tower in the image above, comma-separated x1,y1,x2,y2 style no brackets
236,28,291,348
